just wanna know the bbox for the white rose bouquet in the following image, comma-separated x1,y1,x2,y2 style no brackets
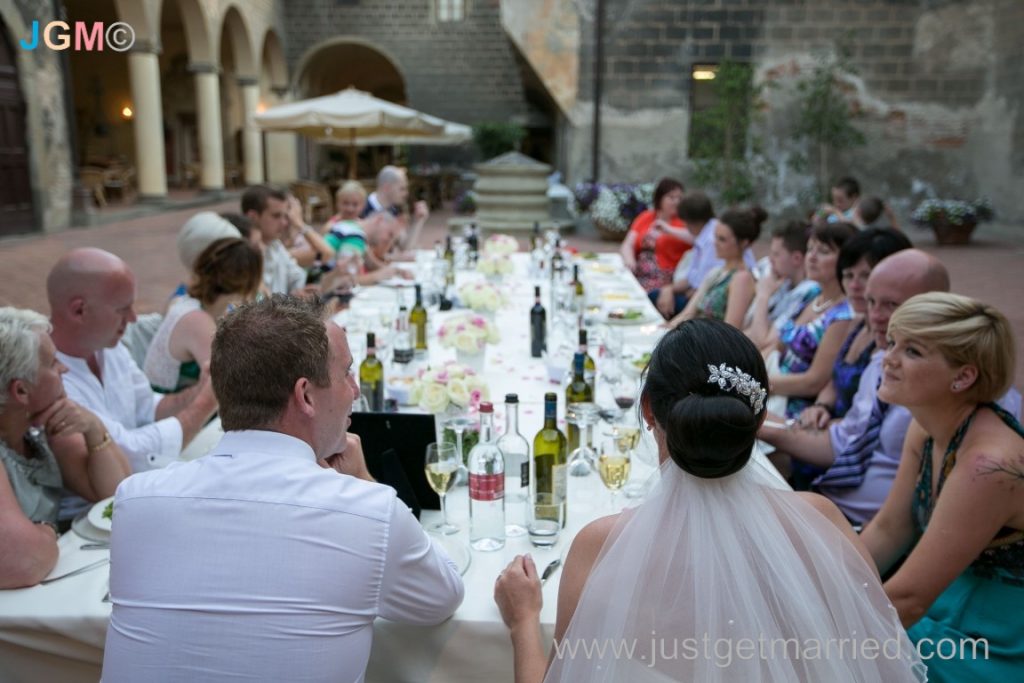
483,233,519,257
476,256,514,277
457,282,507,313
409,361,490,413
437,313,501,353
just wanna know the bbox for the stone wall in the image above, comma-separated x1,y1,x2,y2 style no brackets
283,0,530,127
566,0,1024,221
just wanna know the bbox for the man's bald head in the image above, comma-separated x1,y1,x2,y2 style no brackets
47,248,137,355
865,248,950,346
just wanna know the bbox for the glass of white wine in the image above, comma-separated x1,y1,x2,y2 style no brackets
598,437,631,509
425,442,460,535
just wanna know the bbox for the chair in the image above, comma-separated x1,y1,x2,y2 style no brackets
289,180,332,225
78,167,107,207
102,166,135,203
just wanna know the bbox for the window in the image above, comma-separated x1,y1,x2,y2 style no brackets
436,0,465,22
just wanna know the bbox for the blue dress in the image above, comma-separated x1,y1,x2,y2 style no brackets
777,300,853,418
832,320,875,418
907,403,1024,682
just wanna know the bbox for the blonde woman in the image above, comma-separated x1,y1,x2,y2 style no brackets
862,293,1023,682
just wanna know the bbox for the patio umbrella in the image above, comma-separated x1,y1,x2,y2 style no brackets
254,88,466,177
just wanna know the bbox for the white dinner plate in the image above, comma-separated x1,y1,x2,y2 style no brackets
433,535,472,576
605,309,658,326
87,496,115,533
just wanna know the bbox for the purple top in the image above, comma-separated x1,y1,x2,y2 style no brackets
821,352,911,525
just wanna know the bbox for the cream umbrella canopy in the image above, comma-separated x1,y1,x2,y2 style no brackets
254,87,462,178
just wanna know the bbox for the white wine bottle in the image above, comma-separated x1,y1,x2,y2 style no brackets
410,284,428,352
533,392,567,527
358,332,384,411
565,352,593,454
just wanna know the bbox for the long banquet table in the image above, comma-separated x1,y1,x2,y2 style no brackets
0,252,783,682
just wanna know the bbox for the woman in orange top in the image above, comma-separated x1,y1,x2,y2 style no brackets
619,177,692,292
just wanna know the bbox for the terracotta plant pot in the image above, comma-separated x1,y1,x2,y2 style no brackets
930,215,978,245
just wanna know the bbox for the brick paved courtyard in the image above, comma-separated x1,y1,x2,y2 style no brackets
1,202,1021,391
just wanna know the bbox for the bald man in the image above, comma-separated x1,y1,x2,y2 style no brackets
48,249,218,477
759,249,952,525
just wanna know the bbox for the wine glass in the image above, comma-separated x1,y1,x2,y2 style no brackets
613,373,639,424
444,411,477,484
425,442,460,535
598,436,631,509
566,402,600,476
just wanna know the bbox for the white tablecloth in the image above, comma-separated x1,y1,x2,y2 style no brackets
0,253,779,682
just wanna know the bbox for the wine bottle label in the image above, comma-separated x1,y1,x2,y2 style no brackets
469,473,504,501
520,460,530,488
552,464,567,499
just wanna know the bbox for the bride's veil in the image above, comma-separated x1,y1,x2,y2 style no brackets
544,454,927,682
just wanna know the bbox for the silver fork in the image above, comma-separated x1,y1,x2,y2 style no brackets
40,558,109,585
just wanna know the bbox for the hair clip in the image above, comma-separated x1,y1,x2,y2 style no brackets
707,363,766,414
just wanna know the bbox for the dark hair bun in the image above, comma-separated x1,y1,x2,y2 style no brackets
665,394,758,478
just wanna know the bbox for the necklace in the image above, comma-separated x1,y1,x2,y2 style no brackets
811,295,836,313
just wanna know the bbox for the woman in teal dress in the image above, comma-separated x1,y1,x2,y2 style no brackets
666,206,765,330
861,292,1024,681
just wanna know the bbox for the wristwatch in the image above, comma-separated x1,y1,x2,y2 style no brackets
38,520,60,538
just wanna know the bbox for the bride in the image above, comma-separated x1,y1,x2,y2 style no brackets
495,319,925,682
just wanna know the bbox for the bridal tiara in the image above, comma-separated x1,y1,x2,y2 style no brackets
707,363,767,414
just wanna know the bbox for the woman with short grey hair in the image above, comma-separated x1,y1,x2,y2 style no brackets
0,306,131,589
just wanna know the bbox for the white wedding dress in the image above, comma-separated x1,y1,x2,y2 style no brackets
545,455,927,682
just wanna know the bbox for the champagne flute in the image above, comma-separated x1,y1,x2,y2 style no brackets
598,437,631,509
425,442,460,535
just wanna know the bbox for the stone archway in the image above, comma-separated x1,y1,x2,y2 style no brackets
219,4,261,184
295,39,408,179
260,29,296,184
295,38,406,102
0,16,33,235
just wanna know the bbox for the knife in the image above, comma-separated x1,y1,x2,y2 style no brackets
40,558,109,585
540,558,562,585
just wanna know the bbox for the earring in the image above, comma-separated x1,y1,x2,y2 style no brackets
952,382,961,391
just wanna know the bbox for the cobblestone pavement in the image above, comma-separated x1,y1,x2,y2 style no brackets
1,203,1021,390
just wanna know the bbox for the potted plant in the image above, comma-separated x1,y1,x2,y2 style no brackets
573,182,654,242
911,198,994,245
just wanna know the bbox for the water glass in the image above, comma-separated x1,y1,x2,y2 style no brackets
528,492,564,547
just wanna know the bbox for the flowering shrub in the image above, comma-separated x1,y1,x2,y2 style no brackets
483,233,519,256
457,282,507,313
912,198,994,227
438,313,501,353
574,182,655,234
409,362,489,414
477,256,514,277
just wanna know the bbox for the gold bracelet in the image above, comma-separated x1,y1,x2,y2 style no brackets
87,431,113,455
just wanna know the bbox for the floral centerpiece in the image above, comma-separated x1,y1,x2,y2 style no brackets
438,313,501,351
477,256,514,281
457,281,507,314
409,362,489,463
912,198,994,245
483,233,519,257
573,181,654,241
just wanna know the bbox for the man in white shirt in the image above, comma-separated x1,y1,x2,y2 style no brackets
47,249,218,478
242,184,309,295
102,295,464,682
360,165,429,250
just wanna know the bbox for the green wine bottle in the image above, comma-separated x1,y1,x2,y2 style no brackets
565,352,593,454
533,392,567,526
359,332,384,411
410,284,428,351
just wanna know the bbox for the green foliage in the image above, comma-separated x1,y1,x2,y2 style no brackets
792,44,866,199
472,122,526,160
689,62,766,205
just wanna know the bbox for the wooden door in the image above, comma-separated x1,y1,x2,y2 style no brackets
0,21,34,235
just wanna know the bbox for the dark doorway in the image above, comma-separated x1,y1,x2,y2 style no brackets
0,19,35,236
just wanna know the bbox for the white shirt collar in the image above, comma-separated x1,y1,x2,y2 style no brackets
210,430,317,463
